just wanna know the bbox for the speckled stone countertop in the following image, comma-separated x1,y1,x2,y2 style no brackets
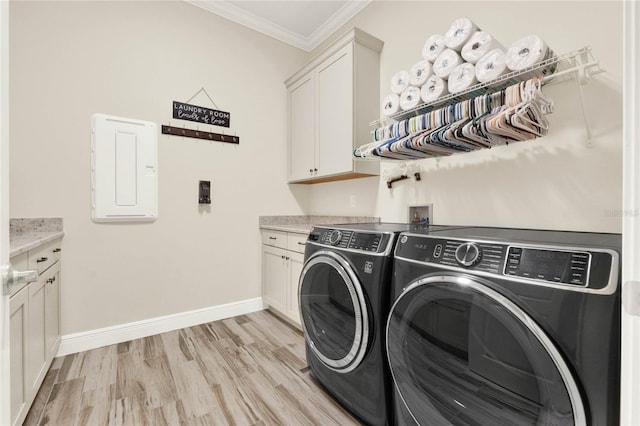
259,215,379,235
10,218,64,258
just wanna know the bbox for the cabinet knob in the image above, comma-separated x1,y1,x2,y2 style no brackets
309,168,313,174
46,277,56,284
53,248,62,253
269,237,277,240
314,168,318,172
37,257,48,263
286,256,290,260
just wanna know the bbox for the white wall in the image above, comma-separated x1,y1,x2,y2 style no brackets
308,1,623,233
9,1,310,334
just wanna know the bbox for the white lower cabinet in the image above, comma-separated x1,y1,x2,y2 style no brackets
28,276,47,394
286,252,304,324
10,287,29,426
262,245,289,315
261,230,307,326
45,267,61,360
9,239,62,426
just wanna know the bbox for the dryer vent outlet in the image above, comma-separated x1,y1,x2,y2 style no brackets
409,204,432,225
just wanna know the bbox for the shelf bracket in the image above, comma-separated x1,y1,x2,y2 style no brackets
387,172,421,189
575,76,593,144
539,50,601,145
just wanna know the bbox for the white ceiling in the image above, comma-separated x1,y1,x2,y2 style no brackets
185,0,371,51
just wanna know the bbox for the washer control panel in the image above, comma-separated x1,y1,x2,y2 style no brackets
394,234,614,290
505,247,590,286
440,239,505,274
399,236,506,274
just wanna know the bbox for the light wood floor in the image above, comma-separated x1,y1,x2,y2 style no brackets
24,310,361,426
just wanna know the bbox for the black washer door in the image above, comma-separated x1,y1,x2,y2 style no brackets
299,250,369,373
386,275,585,425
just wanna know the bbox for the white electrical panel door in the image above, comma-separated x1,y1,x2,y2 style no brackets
91,114,158,222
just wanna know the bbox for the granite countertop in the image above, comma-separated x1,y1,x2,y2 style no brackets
10,218,64,258
260,223,316,234
259,215,379,235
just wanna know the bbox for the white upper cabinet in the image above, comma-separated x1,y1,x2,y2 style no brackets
286,28,383,183
288,74,316,181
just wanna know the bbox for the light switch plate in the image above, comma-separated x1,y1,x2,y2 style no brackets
199,180,211,204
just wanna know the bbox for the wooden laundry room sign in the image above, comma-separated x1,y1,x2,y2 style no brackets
172,101,230,128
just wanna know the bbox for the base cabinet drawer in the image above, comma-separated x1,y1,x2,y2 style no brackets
287,233,308,254
28,241,55,275
261,230,287,249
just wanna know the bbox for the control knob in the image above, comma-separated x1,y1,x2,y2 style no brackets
455,242,481,267
328,230,343,246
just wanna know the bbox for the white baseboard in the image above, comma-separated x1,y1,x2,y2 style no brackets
57,297,266,357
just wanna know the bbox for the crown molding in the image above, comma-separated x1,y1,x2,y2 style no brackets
184,0,371,52
306,0,371,51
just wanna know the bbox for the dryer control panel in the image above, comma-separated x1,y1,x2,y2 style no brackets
308,227,393,254
395,234,617,291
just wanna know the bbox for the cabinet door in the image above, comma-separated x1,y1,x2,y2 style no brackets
45,266,60,359
287,252,304,325
288,73,316,182
10,287,29,426
262,245,288,315
316,43,354,178
27,276,47,395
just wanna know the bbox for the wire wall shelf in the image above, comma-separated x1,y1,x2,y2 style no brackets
370,46,602,128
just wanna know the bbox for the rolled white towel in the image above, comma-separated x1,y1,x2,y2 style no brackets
444,17,479,51
409,59,433,87
461,31,504,64
400,86,421,111
475,48,509,83
422,34,446,61
433,49,463,79
382,93,401,117
390,70,410,94
421,75,448,103
506,35,553,71
448,63,478,94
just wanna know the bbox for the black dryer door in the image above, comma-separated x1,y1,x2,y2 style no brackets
386,275,585,426
299,250,369,373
